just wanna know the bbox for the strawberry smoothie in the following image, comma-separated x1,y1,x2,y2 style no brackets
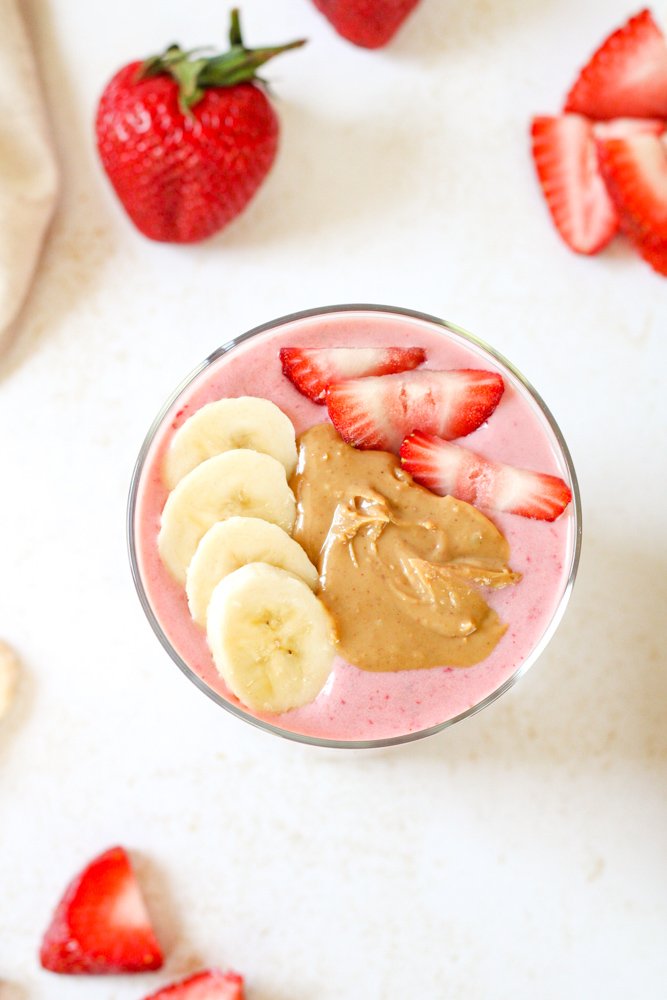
129,306,580,746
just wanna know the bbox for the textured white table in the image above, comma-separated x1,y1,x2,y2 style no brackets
1,1,666,998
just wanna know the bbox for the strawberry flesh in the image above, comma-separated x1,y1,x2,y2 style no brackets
400,432,572,521
142,969,244,1000
311,0,422,48
39,846,163,974
596,131,667,249
326,369,504,453
280,346,426,403
633,235,667,274
592,117,666,140
531,114,619,254
564,9,667,120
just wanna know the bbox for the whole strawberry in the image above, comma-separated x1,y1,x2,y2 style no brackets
95,10,304,242
311,0,421,48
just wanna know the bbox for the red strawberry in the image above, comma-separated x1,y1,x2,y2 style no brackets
530,114,619,254
592,117,666,140
325,369,504,452
596,131,667,253
564,9,667,120
632,235,667,275
400,432,572,521
40,846,163,974
95,12,305,242
142,969,244,1000
311,0,421,48
280,346,426,403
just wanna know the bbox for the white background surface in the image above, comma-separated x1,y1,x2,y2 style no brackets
1,0,666,997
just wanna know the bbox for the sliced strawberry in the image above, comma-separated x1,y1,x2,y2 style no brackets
280,346,425,403
142,969,244,1000
400,432,572,521
40,846,163,974
592,117,666,139
564,9,667,120
634,234,667,274
325,369,504,453
596,131,667,250
531,114,619,254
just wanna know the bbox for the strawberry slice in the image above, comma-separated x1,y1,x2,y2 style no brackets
40,846,163,974
142,969,244,1000
325,369,504,453
633,235,667,274
280,346,425,403
592,117,666,139
564,9,667,120
531,114,619,254
596,131,667,250
400,432,572,521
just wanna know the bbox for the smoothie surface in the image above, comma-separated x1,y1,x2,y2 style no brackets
133,310,576,742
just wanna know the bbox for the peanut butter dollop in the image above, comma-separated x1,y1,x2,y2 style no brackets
290,424,521,672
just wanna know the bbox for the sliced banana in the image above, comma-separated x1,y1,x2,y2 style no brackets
0,640,19,720
164,396,298,489
158,450,296,585
187,516,319,627
207,563,336,714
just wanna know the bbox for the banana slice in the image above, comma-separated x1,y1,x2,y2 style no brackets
186,516,319,627
207,563,336,714
158,450,296,584
164,396,298,489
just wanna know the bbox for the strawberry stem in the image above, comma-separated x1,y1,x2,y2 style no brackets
139,8,306,116
229,9,243,47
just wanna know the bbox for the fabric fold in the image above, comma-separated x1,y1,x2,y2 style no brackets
0,0,58,347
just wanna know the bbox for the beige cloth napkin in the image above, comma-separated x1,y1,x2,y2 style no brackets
0,0,58,347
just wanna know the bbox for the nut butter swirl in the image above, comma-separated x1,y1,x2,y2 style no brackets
290,424,521,672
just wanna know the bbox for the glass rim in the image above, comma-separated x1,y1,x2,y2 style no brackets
127,303,582,750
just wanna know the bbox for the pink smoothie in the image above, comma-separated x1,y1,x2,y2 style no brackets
131,308,579,744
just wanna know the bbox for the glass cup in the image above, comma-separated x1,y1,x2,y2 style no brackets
128,305,581,748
